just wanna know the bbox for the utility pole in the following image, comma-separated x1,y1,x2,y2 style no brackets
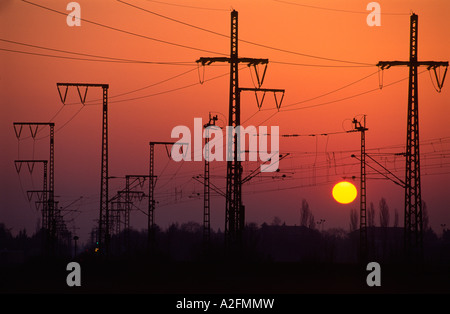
124,175,148,251
14,122,55,256
148,141,180,250
14,159,48,252
124,175,148,230
193,152,290,243
108,175,147,253
203,114,218,245
352,116,368,262
57,83,110,256
377,13,448,257
197,10,285,249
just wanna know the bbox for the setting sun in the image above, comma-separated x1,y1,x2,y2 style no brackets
332,181,357,204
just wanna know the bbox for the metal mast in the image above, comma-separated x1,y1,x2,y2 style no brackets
197,10,284,249
108,175,147,253
352,116,368,262
227,10,241,249
377,14,448,256
57,83,110,255
203,114,218,244
125,175,148,249
13,122,55,255
100,85,109,255
148,141,177,250
14,159,48,250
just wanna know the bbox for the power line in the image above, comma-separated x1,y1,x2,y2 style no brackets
14,105,86,142
82,65,249,106
21,0,227,56
143,0,229,12
35,106,85,140
281,87,380,112
184,69,405,165
270,60,373,68
0,48,142,63
250,83,378,126
53,137,450,218
154,155,450,205
18,1,377,67
0,38,196,65
20,67,199,140
282,70,379,109
116,0,375,66
238,39,375,66
273,0,409,16
62,68,198,106
12,66,233,144
33,67,234,140
117,0,229,38
109,68,198,99
95,67,233,105
284,137,450,156
260,69,426,117
242,164,450,196
60,136,450,210
21,69,230,140
280,130,353,137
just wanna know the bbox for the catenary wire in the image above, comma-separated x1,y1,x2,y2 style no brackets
21,0,227,56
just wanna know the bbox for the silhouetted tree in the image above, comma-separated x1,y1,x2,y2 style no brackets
379,198,390,227
181,221,201,233
368,202,375,227
394,208,399,227
349,208,358,232
300,199,310,227
246,222,259,230
422,201,429,231
0,223,13,248
308,214,316,229
271,216,281,226
243,222,261,260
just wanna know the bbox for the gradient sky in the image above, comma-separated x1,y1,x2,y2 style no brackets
1,0,449,245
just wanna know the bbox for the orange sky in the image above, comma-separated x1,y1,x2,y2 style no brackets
1,0,449,243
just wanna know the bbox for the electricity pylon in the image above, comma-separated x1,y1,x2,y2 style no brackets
14,122,55,255
352,116,368,262
203,114,218,245
197,10,285,249
14,159,48,252
57,83,110,255
148,141,181,250
377,13,448,257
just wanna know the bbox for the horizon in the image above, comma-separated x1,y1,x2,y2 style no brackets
1,0,449,250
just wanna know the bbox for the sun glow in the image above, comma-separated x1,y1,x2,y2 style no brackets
332,181,357,204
